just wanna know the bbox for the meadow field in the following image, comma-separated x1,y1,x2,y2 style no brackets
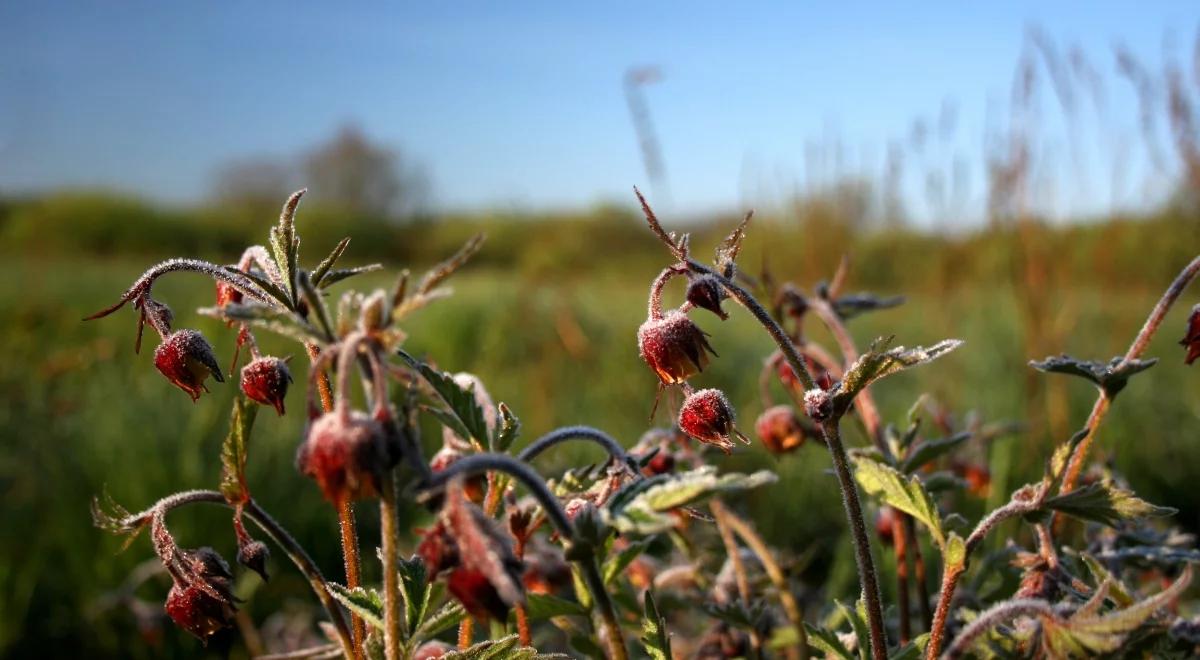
3,195,1200,657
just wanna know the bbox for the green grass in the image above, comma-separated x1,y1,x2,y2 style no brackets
4,245,1200,657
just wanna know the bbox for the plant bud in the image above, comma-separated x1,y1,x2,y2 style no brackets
240,356,292,415
803,387,833,422
637,310,717,384
154,330,223,401
678,388,747,453
164,547,237,643
754,405,808,454
296,411,388,502
1181,304,1200,365
686,274,728,320
236,539,270,581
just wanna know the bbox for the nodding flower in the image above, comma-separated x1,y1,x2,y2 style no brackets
637,310,717,385
240,356,292,416
1181,304,1200,365
163,546,238,643
296,410,389,503
754,405,810,454
154,330,223,401
685,274,729,320
678,388,747,453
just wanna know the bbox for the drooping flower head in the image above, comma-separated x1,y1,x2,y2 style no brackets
240,356,293,416
678,388,747,453
154,330,223,401
754,405,809,454
163,546,238,643
685,274,729,320
638,310,717,384
296,411,388,502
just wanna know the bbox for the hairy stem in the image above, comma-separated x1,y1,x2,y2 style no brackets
716,501,809,660
118,490,354,659
824,421,888,660
943,599,1055,659
379,471,401,660
337,497,365,658
516,426,636,472
1060,254,1200,495
893,514,912,644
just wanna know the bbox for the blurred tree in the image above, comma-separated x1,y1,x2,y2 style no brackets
211,156,295,215
302,124,427,219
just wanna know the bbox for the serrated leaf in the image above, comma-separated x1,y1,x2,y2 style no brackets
439,635,520,659
603,537,654,585
327,583,384,631
318,264,384,289
520,593,587,620
831,293,906,321
1042,482,1175,527
225,265,291,307
834,599,869,660
605,467,778,535
297,271,335,341
804,623,855,660
1029,355,1158,398
492,402,520,452
899,431,971,473
834,338,963,415
397,555,430,637
641,589,672,660
398,350,489,447
311,237,352,286
715,210,752,272
413,600,465,642
851,454,946,549
219,394,258,503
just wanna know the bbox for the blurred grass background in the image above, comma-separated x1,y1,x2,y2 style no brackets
3,191,1200,656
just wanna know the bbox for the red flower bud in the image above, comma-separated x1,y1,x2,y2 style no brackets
236,540,270,581
803,387,833,422
644,449,676,475
678,388,747,453
686,274,728,320
637,311,717,384
1181,304,1200,365
164,547,237,642
754,405,808,454
154,330,223,401
296,411,388,502
240,356,292,415
429,445,487,504
215,281,243,309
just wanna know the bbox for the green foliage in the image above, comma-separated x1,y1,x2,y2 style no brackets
1029,354,1158,398
398,349,489,447
640,590,672,660
833,337,963,415
328,583,385,631
604,467,777,534
218,394,257,503
851,453,946,549
1042,482,1176,527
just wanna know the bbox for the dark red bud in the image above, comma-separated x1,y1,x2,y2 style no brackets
803,387,833,422
678,388,747,453
754,405,808,454
296,411,388,502
686,274,728,320
638,311,717,384
236,540,270,581
154,330,223,401
164,547,237,643
644,449,676,475
240,356,292,415
1181,304,1200,365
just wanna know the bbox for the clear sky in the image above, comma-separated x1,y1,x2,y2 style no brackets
2,2,1196,224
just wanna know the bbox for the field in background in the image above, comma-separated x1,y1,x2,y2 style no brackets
3,196,1200,656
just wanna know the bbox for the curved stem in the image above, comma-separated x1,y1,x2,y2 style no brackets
943,599,1055,659
647,266,687,319
379,471,401,660
119,490,355,659
1059,254,1200,495
84,258,275,321
516,426,636,473
823,421,888,660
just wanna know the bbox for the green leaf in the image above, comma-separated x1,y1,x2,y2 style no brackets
889,633,929,660
492,402,520,452
413,599,465,642
944,532,967,569
851,454,945,549
704,600,769,631
318,264,385,289
269,190,303,306
831,293,905,321
1029,355,1158,398
605,467,778,535
834,599,870,660
640,590,672,660
439,634,570,660
834,338,963,415
417,233,486,296
603,537,655,585
224,265,291,307
804,623,855,660
219,395,258,502
520,593,587,620
198,303,324,344
396,555,430,637
1079,553,1134,607
327,583,384,631
1042,482,1175,527
398,349,489,447
311,237,352,287
297,271,335,341
899,431,971,473
1045,566,1192,656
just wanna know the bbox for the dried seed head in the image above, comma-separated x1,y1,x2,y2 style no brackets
678,388,746,453
240,356,292,416
154,330,223,401
637,310,717,384
295,411,388,502
164,547,237,643
1181,304,1200,365
754,405,808,454
685,274,728,320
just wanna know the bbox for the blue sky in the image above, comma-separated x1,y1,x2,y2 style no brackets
1,2,1195,223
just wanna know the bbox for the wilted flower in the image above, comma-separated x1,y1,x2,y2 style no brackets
1181,304,1200,365
240,356,292,416
638,310,717,384
418,479,524,621
154,330,223,401
678,388,747,453
754,405,809,454
164,547,238,643
686,274,728,320
296,411,388,502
